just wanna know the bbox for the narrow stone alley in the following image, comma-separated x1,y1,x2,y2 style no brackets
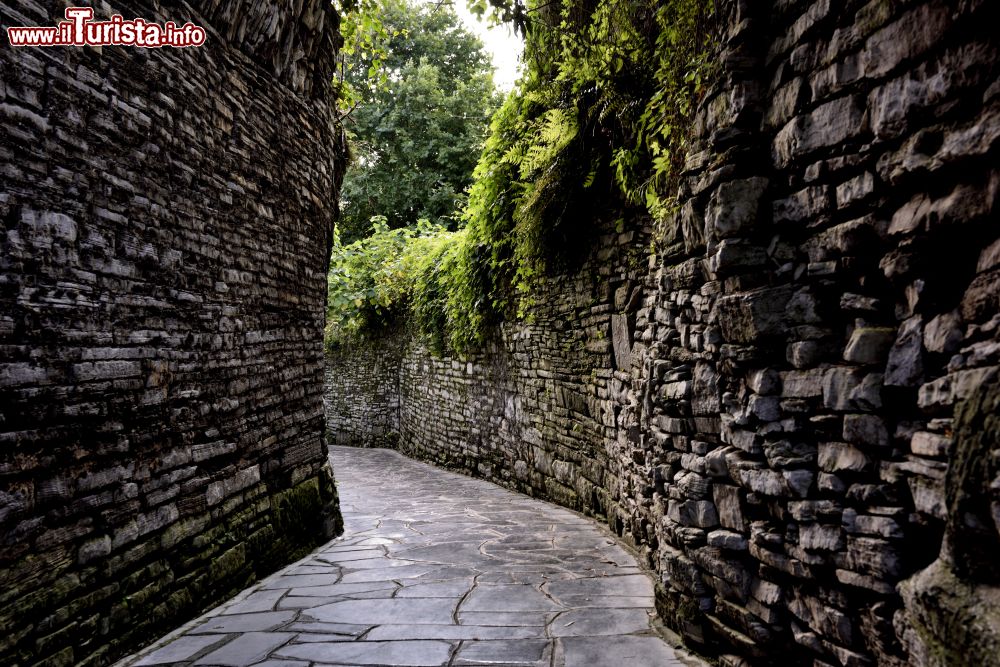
120,447,696,667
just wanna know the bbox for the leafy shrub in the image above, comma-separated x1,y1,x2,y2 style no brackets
327,0,718,354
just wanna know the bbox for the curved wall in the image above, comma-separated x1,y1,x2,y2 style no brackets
326,1,1000,664
0,1,346,663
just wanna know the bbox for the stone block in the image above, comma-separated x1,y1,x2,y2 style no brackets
773,96,866,166
843,327,894,365
843,414,889,448
713,484,746,532
862,3,952,80
818,442,870,473
923,311,964,355
783,369,825,399
885,316,924,387
909,432,951,458
705,177,769,240
717,286,795,344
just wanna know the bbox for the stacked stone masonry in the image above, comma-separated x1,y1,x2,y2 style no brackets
1,1,345,665
325,1,1000,665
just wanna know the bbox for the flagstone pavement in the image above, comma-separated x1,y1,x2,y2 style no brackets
120,446,700,667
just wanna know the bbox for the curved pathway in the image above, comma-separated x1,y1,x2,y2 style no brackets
123,447,692,667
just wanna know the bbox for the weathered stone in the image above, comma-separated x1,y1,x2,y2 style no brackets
0,4,346,664
836,172,876,208
843,327,895,365
748,369,781,396
783,369,826,399
764,78,807,130
748,395,781,422
910,432,951,458
611,314,634,371
773,186,830,225
897,381,1000,659
923,311,964,355
822,367,864,411
788,595,853,645
843,414,890,448
709,240,769,277
763,440,816,469
773,96,866,166
961,270,1000,323
818,442,870,473
717,287,795,344
668,500,720,529
889,194,933,236
77,535,112,566
862,3,951,80
708,530,749,551
885,316,924,387
799,523,845,551
713,485,746,532
705,177,770,240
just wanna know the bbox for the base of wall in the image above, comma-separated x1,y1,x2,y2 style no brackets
1,467,341,667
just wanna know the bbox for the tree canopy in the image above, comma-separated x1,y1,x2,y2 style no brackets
337,1,501,242
327,0,717,353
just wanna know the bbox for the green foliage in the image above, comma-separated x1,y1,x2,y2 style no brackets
458,0,717,316
326,221,494,353
327,0,717,353
333,0,394,111
337,1,502,242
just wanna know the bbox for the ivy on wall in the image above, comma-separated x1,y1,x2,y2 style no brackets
327,0,717,353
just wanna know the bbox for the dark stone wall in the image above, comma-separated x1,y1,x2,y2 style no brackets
0,1,346,665
325,0,1000,665
325,330,404,448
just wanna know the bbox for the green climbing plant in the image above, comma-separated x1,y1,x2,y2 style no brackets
327,0,718,353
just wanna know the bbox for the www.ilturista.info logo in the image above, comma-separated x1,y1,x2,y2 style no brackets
7,7,206,48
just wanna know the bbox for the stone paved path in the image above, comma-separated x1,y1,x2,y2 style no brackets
121,447,692,667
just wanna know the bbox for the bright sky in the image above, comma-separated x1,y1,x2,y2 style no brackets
432,1,524,91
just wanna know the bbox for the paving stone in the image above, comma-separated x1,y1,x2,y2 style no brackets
306,598,457,625
259,574,342,589
338,565,438,583
560,636,687,667
275,639,453,666
454,639,551,665
396,580,475,598
221,589,287,615
125,448,685,667
132,635,225,665
460,584,563,612
288,582,397,597
457,611,556,627
554,595,654,608
278,596,344,609
550,608,651,636
366,624,540,641
286,621,371,636
190,612,296,634
546,574,654,600
194,633,295,665
317,549,386,562
291,633,361,643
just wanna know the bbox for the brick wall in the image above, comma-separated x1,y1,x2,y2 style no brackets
0,1,346,664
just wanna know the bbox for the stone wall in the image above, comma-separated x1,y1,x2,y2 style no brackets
0,1,345,665
325,330,404,448
326,0,1000,664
